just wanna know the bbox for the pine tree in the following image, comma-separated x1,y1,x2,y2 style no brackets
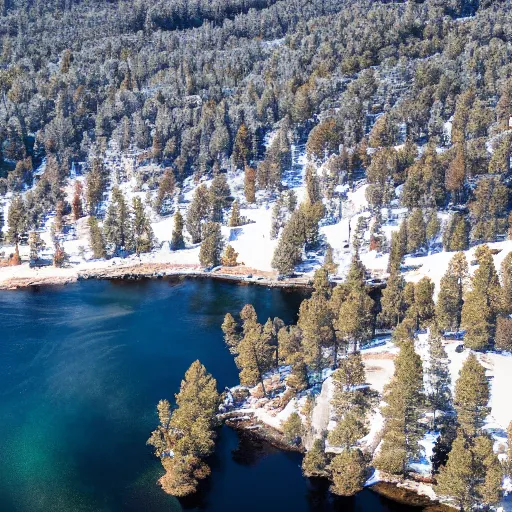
120,116,131,151
388,232,402,273
150,129,162,161
306,118,338,160
298,291,335,371
462,246,501,350
329,410,368,449
28,231,45,262
369,114,395,148
445,143,465,204
282,412,303,444
331,352,367,409
436,252,468,332
186,184,210,244
497,83,512,128
228,199,242,227
301,201,325,250
407,277,435,330
336,286,374,351
443,213,469,252
54,200,64,234
270,199,283,239
489,134,511,175
426,211,441,250
88,216,106,259
234,305,273,395
500,251,512,314
388,220,407,272
329,448,367,496
132,197,154,255
277,325,302,365
323,245,338,275
292,83,312,123
329,352,370,451
288,359,309,393
147,361,220,497
407,209,427,254
305,164,321,204
437,431,502,510
199,221,223,268
436,432,477,510
469,177,508,243
370,211,385,251
404,282,416,324
221,245,238,267
232,123,251,170
302,438,328,477
7,194,27,251
413,280,433,326
495,315,512,351
72,181,83,221
392,318,415,347
366,148,396,209
461,292,493,351
374,340,424,476
426,327,452,430
155,169,176,215
60,49,72,74
431,418,457,475
453,353,490,436
85,159,106,215
397,219,408,257
244,166,256,203
170,211,185,250
222,313,240,354
271,212,303,275
339,248,360,284
209,174,230,223
474,435,503,507
53,241,68,268
104,186,132,255
285,189,298,213
380,267,406,328
352,216,365,252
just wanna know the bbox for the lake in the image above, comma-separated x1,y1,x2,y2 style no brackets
0,278,420,512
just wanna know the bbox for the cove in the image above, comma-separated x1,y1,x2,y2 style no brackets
0,278,421,512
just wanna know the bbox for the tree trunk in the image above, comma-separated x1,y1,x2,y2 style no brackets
259,373,266,397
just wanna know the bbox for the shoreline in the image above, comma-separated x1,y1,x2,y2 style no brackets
0,261,314,291
225,417,452,510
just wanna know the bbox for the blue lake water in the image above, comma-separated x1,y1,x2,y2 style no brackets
0,278,417,511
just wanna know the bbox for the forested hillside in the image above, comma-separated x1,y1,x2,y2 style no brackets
0,0,511,276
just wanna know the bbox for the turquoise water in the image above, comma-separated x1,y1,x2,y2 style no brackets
0,278,412,512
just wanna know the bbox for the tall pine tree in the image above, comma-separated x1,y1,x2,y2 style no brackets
374,339,424,476
132,196,154,255
461,246,501,350
104,186,132,255
436,252,468,332
147,361,220,497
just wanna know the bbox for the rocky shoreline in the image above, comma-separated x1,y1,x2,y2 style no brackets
221,410,305,453
0,261,314,291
